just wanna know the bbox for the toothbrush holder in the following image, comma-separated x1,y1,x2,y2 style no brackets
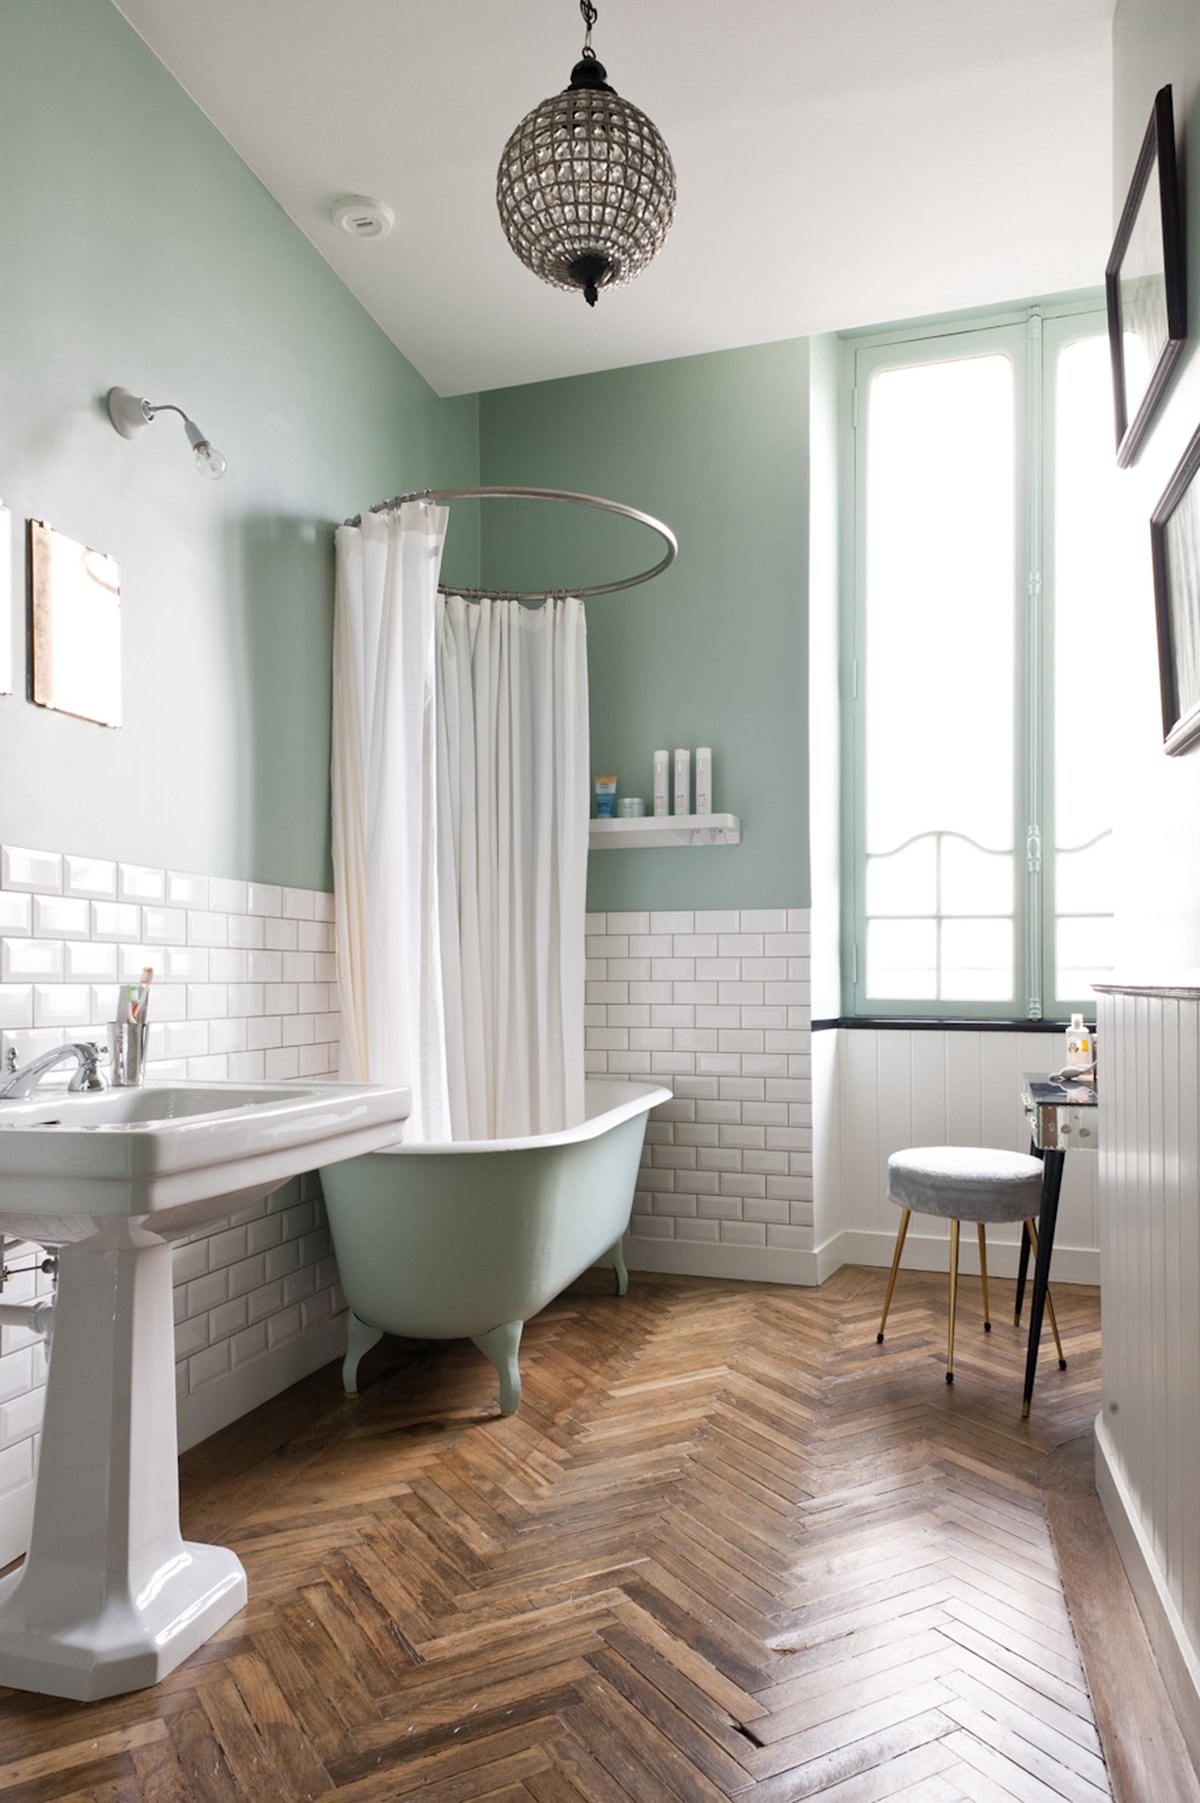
107,1019,148,1088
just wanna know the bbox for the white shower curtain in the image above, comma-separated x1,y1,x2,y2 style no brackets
332,502,451,1141
436,594,589,1139
332,506,589,1142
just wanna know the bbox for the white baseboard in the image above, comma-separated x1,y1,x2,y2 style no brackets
624,1228,1100,1292
177,1314,347,1453
815,1227,1100,1288
1095,1415,1200,1773
623,1235,822,1286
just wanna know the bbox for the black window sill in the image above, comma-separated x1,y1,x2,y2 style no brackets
812,1017,1094,1033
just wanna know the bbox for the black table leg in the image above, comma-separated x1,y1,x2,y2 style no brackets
1022,1147,1065,1419
1014,1136,1038,1323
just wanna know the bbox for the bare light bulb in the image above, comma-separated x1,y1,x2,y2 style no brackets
183,416,226,481
192,439,227,480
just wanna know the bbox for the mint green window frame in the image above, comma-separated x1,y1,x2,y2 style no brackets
842,301,1110,1022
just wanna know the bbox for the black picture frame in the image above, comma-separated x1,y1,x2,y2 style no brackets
1106,84,1187,468
1151,423,1200,756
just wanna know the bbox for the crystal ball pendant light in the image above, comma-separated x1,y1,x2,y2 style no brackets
496,0,676,307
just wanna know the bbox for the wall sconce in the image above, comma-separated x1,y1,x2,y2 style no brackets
106,387,227,480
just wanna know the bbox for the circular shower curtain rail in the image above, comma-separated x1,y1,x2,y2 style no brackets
345,484,677,600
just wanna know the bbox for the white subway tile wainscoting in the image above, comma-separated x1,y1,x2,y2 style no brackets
0,842,342,1564
586,907,816,1283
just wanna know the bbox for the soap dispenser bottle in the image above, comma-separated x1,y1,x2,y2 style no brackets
1063,1013,1090,1072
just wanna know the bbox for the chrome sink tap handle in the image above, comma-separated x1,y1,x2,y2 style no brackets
0,1043,108,1101
67,1044,106,1092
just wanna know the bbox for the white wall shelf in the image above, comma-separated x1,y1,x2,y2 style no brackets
589,813,741,850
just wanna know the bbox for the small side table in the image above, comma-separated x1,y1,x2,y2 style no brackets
1020,1074,1099,1416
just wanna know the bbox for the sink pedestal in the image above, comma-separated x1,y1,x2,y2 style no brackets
0,1234,246,1701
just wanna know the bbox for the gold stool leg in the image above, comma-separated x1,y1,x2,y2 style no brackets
977,1224,991,1332
877,1208,911,1342
947,1219,960,1384
1025,1219,1067,1370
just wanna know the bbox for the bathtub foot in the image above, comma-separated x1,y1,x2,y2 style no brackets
471,1320,523,1415
605,1238,629,1297
343,1311,383,1396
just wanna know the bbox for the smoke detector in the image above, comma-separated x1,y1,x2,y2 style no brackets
330,195,395,240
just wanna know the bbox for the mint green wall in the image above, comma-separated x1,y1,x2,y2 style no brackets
0,0,477,891
478,343,811,912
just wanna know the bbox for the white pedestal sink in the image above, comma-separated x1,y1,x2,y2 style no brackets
0,1077,410,1701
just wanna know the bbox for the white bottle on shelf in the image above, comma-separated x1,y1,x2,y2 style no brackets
1063,1013,1090,1071
695,747,712,815
673,748,690,816
653,750,669,818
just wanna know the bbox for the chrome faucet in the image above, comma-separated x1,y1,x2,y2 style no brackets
0,1043,107,1101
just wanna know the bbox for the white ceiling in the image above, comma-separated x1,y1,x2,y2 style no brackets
112,0,1116,398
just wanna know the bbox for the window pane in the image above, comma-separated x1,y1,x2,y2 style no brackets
865,354,1015,859
867,919,937,1000
941,918,1013,1000
863,352,1015,1003
1052,335,1136,1001
1056,917,1112,1000
940,837,1014,916
866,838,936,916
1056,836,1113,915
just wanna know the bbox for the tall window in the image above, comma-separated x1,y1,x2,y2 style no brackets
847,307,1138,1020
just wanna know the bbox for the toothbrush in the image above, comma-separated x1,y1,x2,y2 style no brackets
131,967,154,1022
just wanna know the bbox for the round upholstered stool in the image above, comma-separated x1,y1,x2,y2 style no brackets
876,1146,1066,1386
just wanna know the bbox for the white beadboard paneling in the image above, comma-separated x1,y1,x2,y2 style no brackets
1096,986,1200,1764
944,1029,984,1147
824,1027,1100,1276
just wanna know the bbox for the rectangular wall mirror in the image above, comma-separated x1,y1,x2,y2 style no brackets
30,519,122,728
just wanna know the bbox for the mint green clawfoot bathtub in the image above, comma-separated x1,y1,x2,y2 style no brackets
319,1079,670,1414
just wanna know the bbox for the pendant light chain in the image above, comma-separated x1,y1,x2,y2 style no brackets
580,0,598,61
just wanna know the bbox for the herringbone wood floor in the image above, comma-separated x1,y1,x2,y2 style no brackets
0,1264,1184,1801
